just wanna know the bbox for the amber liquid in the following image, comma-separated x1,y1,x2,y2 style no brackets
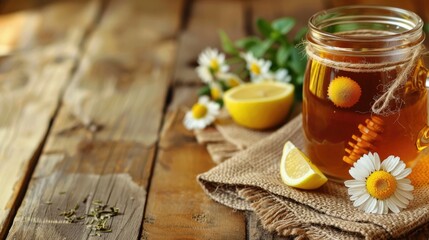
303,58,428,180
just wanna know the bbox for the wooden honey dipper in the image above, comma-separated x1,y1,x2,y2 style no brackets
343,116,384,165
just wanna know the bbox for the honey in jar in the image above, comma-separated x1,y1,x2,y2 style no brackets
303,6,429,181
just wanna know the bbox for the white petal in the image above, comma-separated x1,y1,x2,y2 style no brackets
198,96,210,104
355,154,371,170
397,178,412,184
376,200,385,214
397,181,414,192
383,200,389,214
389,157,401,172
183,112,195,129
373,153,381,170
394,168,412,179
354,193,370,207
350,190,368,201
220,65,229,73
389,195,407,209
394,190,410,205
359,157,373,176
380,156,389,171
218,53,225,62
365,154,377,173
208,101,220,109
395,188,414,201
381,156,400,173
386,199,400,213
348,187,367,196
349,167,367,180
365,197,377,213
390,162,406,176
345,180,366,188
196,66,213,83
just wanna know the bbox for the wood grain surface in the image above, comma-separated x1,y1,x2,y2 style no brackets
0,0,428,239
6,0,183,239
0,1,100,237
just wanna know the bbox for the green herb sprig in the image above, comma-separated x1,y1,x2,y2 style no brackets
219,17,308,100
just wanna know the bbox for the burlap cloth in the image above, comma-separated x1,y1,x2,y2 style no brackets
196,114,429,239
195,110,274,164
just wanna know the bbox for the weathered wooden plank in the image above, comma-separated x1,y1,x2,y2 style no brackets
6,0,185,239
245,1,325,238
142,86,246,239
0,1,101,238
143,0,248,238
327,0,419,12
174,0,245,85
0,0,41,13
0,0,100,55
250,0,324,36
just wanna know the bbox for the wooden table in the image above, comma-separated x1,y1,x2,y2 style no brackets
0,0,428,239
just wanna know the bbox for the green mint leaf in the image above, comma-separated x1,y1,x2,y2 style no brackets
256,18,273,38
198,85,211,96
288,47,307,74
294,27,308,43
276,44,291,67
295,74,304,85
235,37,260,50
249,39,273,58
219,30,238,55
272,17,295,34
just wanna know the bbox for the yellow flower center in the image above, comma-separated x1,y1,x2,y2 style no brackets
250,63,261,75
209,59,220,72
227,78,240,88
211,87,222,100
192,103,208,119
366,170,397,200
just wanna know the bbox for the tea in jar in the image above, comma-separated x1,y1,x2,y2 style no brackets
303,6,429,181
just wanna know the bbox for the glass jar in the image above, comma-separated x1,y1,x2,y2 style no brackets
303,6,429,181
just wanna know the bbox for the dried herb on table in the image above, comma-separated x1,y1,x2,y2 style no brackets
86,200,120,236
57,198,121,237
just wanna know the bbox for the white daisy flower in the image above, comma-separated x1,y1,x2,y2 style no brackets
273,69,292,83
196,66,214,83
250,69,292,83
241,52,271,82
183,96,220,130
217,72,243,88
345,152,414,214
209,82,224,101
197,48,229,83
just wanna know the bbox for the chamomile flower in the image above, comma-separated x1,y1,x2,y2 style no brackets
183,96,220,130
197,48,229,83
273,69,292,83
241,52,271,82
196,66,214,83
345,152,414,214
210,82,224,101
217,73,243,88
251,69,292,83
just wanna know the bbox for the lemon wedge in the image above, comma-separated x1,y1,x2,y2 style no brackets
223,82,294,129
280,141,328,190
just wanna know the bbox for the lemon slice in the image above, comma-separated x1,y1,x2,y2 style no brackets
223,82,294,129
280,141,328,190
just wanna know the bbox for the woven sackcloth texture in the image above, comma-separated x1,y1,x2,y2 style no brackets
197,115,429,239
194,109,274,163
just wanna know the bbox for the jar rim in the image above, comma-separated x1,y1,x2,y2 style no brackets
308,5,424,43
